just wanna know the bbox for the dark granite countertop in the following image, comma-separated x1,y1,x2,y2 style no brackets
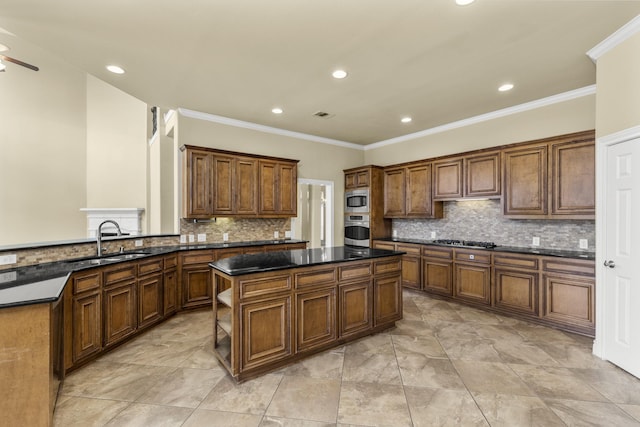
376,237,595,260
0,239,307,309
209,246,405,276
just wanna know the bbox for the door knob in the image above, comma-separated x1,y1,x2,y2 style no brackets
604,260,616,268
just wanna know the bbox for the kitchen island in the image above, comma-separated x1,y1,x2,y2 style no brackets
209,246,404,382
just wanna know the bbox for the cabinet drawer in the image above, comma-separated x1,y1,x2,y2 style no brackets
422,246,453,260
372,241,396,251
73,271,102,294
542,258,595,277
339,262,372,281
104,264,137,285
374,258,402,274
181,251,214,265
240,274,292,299
164,255,178,270
295,267,337,289
454,249,491,265
396,243,421,255
494,254,539,270
138,258,163,276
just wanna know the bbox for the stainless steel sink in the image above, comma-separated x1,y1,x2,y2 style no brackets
66,251,151,267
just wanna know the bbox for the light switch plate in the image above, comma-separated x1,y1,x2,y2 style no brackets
197,233,206,242
180,235,186,244
579,239,588,249
532,237,540,246
135,239,143,247
188,234,195,243
274,231,279,239
431,231,436,238
0,254,17,266
223,233,229,242
285,231,291,238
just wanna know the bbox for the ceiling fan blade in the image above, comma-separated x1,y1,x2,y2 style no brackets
0,54,39,71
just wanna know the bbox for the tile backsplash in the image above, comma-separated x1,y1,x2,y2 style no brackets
393,199,594,252
180,217,291,243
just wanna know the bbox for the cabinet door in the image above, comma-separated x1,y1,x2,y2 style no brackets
454,263,491,305
241,296,292,371
182,265,213,309
212,155,234,215
103,281,137,347
465,151,501,198
384,167,406,217
138,273,163,329
277,162,297,216
406,163,434,216
296,287,337,352
355,170,370,187
163,269,178,316
339,280,372,338
433,158,463,200
397,244,421,289
374,275,402,326
345,172,357,189
259,160,277,215
542,274,594,333
422,259,453,296
493,268,539,316
185,150,213,218
236,157,259,215
503,145,548,216
551,139,595,217
72,292,102,363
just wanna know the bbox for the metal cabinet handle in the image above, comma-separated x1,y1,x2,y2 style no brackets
604,260,616,268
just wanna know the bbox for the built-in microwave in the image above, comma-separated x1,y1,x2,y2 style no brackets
345,189,369,213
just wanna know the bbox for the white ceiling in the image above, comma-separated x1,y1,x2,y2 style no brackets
0,1,639,145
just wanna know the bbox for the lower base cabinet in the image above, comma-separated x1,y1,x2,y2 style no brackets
542,274,595,332
339,280,372,338
163,269,178,316
103,281,137,347
493,268,539,316
374,275,403,326
72,291,102,364
454,263,491,305
296,287,337,352
138,273,163,329
182,266,213,309
241,296,292,372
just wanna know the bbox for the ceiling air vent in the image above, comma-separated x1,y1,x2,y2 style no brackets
313,111,334,119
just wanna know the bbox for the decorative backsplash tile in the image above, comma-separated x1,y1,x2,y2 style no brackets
393,199,595,252
179,218,291,243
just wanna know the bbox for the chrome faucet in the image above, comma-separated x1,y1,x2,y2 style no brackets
97,220,122,256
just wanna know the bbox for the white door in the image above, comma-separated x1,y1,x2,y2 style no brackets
601,137,640,378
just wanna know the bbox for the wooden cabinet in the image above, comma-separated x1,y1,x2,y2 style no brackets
433,158,463,200
541,257,595,335
464,151,501,198
259,160,297,216
422,246,453,296
182,145,298,219
338,280,372,338
493,253,540,317
70,271,102,365
384,162,442,218
241,295,292,371
103,280,136,347
503,130,595,219
163,268,178,316
137,269,163,330
345,168,370,189
180,250,214,309
453,249,492,305
373,241,421,289
296,287,337,352
374,274,403,326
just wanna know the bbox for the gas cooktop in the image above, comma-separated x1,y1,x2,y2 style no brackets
431,239,497,249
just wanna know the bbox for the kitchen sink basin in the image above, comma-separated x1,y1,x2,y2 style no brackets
66,251,152,267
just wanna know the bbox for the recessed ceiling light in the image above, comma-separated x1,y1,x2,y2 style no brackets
271,107,283,114
455,0,475,5
332,69,348,79
106,65,125,74
0,43,9,52
498,83,514,92
401,117,412,123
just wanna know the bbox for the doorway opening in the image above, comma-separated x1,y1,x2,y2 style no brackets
293,179,334,248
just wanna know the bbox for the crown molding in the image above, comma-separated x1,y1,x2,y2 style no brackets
587,14,640,63
364,85,596,150
177,108,363,150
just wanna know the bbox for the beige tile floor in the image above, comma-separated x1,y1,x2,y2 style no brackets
54,290,640,426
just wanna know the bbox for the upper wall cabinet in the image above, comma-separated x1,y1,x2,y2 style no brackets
433,151,501,200
384,162,443,219
503,130,594,219
345,169,370,189
181,145,299,219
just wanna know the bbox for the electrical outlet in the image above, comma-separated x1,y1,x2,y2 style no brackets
0,254,17,266
532,237,540,246
392,230,398,237
188,234,195,243
579,239,588,249
135,239,143,247
197,233,206,242
285,230,292,238
274,231,279,239
179,235,186,244
431,231,436,239
223,233,229,242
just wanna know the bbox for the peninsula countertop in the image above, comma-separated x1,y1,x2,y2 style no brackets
209,246,405,276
